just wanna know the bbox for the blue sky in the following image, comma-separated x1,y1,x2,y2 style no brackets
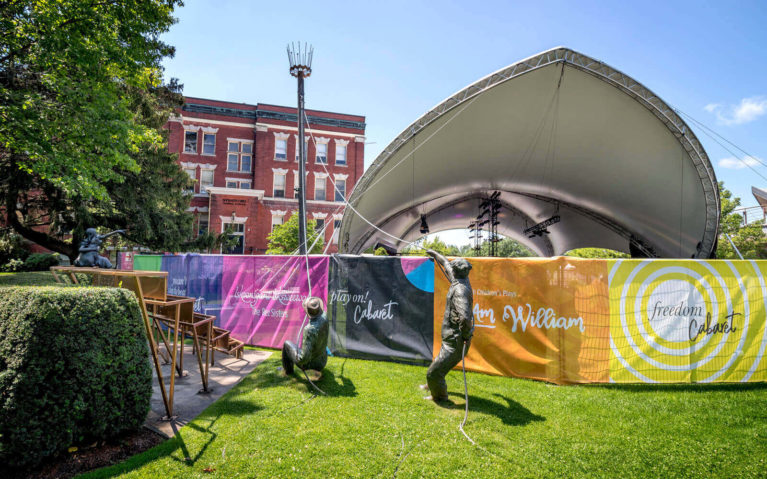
161,1,767,244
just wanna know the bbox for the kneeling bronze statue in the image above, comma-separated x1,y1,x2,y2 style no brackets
282,297,329,375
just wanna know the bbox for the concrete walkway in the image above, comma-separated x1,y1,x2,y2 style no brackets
144,348,272,438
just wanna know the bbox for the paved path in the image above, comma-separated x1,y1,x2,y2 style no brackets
144,348,272,438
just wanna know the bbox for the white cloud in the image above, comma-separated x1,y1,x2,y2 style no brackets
705,96,767,125
718,156,762,169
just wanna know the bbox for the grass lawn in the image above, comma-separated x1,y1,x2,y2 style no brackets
80,355,767,479
0,270,59,287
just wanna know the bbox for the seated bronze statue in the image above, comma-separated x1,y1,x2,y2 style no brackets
282,297,329,375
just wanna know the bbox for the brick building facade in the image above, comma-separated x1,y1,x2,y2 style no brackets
168,97,365,254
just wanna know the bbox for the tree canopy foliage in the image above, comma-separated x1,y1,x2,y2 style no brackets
266,213,325,255
0,1,220,261
716,182,767,259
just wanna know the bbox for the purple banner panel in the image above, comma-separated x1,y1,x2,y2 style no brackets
220,256,329,348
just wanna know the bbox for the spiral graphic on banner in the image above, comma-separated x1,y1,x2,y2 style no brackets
607,260,767,383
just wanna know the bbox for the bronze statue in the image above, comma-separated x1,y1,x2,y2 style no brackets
73,228,125,268
282,297,330,375
423,249,473,402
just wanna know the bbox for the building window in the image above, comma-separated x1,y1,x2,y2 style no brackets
296,137,308,162
198,217,208,236
183,167,196,193
226,179,251,189
275,139,287,161
336,144,347,165
273,172,286,198
200,169,214,193
184,131,198,153
316,142,327,164
315,218,325,233
271,215,284,232
202,133,216,155
222,222,245,254
227,140,253,172
335,178,346,202
315,176,326,201
333,219,341,243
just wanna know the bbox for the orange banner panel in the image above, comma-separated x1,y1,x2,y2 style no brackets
433,257,610,384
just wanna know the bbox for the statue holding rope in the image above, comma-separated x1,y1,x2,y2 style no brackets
422,249,474,402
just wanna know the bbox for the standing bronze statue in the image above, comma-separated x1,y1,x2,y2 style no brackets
282,297,330,375
423,249,473,402
73,228,125,268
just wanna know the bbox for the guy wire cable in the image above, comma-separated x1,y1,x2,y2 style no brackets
302,111,426,251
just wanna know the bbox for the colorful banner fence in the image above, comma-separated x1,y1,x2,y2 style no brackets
328,255,435,364
133,254,767,384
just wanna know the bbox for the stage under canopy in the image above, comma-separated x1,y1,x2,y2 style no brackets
339,47,719,258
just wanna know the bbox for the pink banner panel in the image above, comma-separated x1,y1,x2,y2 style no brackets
220,256,329,348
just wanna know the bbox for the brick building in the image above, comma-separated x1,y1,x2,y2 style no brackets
168,97,365,254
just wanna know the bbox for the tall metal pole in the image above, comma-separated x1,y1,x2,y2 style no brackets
296,72,308,254
288,43,313,255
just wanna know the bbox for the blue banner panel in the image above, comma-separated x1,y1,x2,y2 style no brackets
161,255,188,297
328,255,435,365
185,255,224,323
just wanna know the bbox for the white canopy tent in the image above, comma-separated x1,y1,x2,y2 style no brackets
339,47,719,257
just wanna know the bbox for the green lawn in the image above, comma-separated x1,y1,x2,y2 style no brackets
80,355,767,479
0,270,59,287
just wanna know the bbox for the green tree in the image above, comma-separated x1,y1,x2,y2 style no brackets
565,248,630,259
716,182,767,259
266,213,324,255
464,237,536,258
401,235,454,256
1,0,191,261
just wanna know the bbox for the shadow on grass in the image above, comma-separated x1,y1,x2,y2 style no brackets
243,358,357,397
87,399,263,478
444,392,546,426
587,382,767,393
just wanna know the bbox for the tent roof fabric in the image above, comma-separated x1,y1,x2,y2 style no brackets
340,47,719,257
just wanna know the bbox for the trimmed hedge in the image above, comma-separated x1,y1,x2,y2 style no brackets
0,286,153,468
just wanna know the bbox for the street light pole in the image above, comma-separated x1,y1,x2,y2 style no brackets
287,43,313,255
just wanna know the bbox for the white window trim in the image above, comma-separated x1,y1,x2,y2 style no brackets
226,138,255,144
219,215,248,225
333,173,349,181
313,171,328,179
274,132,291,140
334,138,350,147
312,212,328,219
270,209,288,218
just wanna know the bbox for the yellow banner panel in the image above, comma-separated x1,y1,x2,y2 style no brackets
434,257,610,384
607,259,767,383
